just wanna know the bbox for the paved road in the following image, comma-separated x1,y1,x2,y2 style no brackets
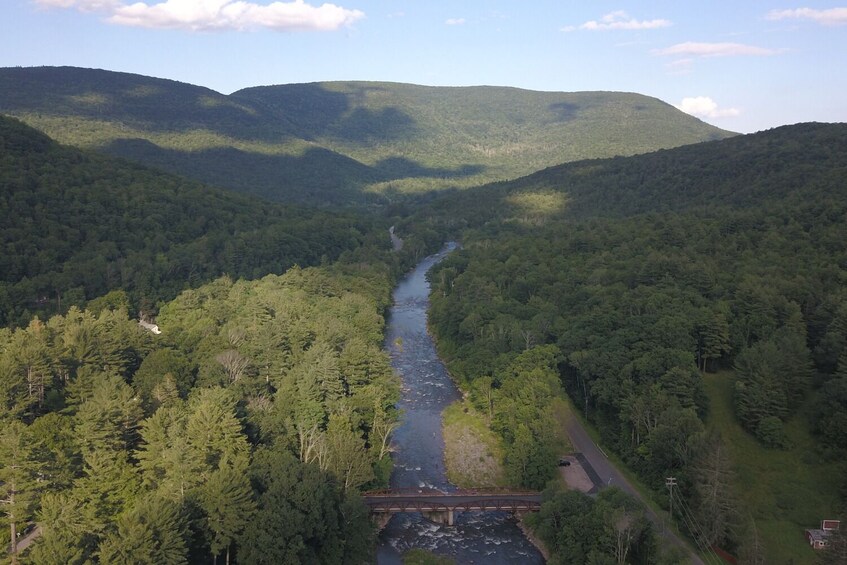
564,412,708,565
6,525,41,557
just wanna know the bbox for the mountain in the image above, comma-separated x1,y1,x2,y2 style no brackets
0,115,384,327
0,66,735,206
418,122,847,564
418,122,847,228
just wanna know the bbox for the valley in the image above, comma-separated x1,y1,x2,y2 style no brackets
1,66,845,565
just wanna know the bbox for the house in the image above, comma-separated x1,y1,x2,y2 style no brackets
139,319,161,334
805,520,840,550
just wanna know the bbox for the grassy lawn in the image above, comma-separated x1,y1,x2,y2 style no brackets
703,371,844,565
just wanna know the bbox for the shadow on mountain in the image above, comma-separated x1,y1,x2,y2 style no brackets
104,138,386,208
232,83,419,143
549,102,580,123
104,137,486,207
334,106,418,142
373,156,485,179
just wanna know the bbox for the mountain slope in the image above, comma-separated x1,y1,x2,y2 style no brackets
420,122,847,227
418,122,847,564
1,66,735,206
0,115,383,326
234,81,733,187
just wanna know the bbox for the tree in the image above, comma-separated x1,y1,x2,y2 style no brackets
136,403,205,499
814,376,847,451
28,412,80,489
97,494,189,565
690,434,739,548
505,423,552,490
132,347,194,409
471,375,496,425
184,387,251,475
696,307,731,372
28,492,90,565
238,447,351,565
198,467,256,565
324,414,374,491
215,349,252,385
0,420,43,561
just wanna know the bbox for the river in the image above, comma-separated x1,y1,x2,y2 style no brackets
376,243,545,564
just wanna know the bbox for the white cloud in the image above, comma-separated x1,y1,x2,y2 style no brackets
676,97,740,119
654,42,783,57
445,18,465,26
563,10,671,32
32,0,364,31
35,0,119,9
766,7,847,26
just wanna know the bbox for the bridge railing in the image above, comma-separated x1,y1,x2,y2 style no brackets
362,487,542,498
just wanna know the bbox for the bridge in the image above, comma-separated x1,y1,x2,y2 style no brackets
362,488,542,527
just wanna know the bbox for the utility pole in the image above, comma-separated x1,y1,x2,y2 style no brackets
665,477,677,521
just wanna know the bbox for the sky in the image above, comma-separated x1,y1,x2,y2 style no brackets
2,1,846,133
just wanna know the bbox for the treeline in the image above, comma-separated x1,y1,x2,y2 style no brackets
0,115,387,327
1,263,398,563
421,124,847,558
527,487,658,564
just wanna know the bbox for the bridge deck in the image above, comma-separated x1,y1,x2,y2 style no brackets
362,489,542,514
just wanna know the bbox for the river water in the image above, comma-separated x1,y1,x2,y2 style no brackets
376,243,545,564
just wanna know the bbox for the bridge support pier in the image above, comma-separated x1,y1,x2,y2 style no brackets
422,509,455,526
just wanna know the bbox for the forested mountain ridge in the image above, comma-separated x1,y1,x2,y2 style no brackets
420,122,847,563
231,81,734,193
0,114,389,327
0,66,734,206
420,122,847,227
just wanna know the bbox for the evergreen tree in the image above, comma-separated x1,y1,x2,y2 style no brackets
0,420,43,560
98,494,189,565
198,467,256,565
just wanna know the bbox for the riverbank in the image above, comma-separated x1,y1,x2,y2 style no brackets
441,401,506,488
517,519,551,562
378,242,543,563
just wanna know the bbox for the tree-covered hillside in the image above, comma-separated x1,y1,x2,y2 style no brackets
0,115,387,327
234,81,733,194
0,66,735,206
419,122,847,563
0,263,399,563
420,122,847,226
0,113,429,563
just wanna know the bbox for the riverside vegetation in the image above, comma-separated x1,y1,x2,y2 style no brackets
1,67,846,564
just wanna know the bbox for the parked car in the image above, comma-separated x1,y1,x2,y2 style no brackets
557,458,571,467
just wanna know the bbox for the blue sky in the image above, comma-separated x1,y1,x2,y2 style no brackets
2,1,846,133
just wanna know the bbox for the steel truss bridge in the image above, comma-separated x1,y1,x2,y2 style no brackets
362,488,542,527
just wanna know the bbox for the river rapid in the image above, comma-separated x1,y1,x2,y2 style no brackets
376,243,545,564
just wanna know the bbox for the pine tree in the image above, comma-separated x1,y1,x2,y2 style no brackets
98,494,189,565
198,467,256,565
0,420,43,562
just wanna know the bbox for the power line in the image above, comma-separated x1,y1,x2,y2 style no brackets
674,491,724,565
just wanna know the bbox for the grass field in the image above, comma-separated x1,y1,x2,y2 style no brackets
703,371,844,564
441,401,507,488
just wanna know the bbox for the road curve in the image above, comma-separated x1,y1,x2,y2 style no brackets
564,412,707,565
